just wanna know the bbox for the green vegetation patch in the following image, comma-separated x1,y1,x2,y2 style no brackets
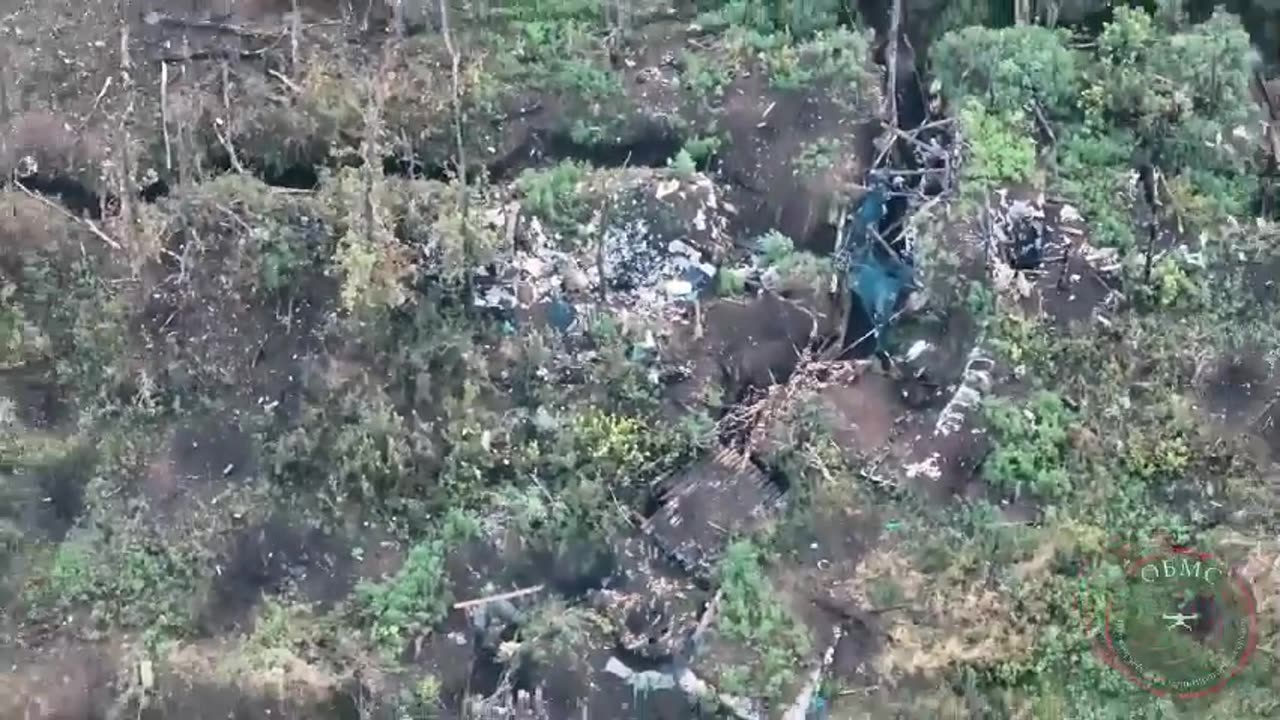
356,511,478,656
933,25,1080,118
982,391,1075,503
712,540,812,700
958,100,1037,198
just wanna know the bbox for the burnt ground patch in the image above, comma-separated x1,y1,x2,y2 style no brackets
28,445,97,540
1201,351,1273,427
0,363,73,430
200,515,352,632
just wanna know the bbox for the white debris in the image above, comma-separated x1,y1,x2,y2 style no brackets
665,279,694,296
904,340,932,363
904,453,942,481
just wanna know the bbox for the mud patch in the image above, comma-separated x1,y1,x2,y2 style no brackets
0,364,72,430
1201,352,1273,427
0,642,116,720
201,516,351,631
29,446,96,540
821,373,907,455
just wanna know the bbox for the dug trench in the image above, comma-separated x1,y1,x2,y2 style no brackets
0,6,966,719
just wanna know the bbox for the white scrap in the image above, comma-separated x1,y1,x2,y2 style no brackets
665,279,694,296
904,453,942,481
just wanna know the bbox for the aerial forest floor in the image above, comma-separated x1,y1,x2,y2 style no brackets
1,0,1280,718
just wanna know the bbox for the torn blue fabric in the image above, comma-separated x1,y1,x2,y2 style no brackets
837,180,914,353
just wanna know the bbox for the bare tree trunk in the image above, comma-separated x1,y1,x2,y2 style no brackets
362,50,391,252
0,45,10,124
289,0,300,75
439,0,474,305
885,0,900,131
160,62,172,173
116,5,136,258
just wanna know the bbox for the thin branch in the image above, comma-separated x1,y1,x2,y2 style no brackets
213,123,246,174
160,62,172,172
884,0,900,131
13,180,121,249
152,48,271,63
142,12,286,39
439,0,473,306
289,0,300,75
1028,99,1056,147
453,584,546,610
267,68,302,94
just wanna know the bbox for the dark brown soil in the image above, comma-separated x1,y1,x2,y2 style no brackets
201,514,353,632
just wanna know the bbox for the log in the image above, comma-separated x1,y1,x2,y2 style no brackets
453,584,545,610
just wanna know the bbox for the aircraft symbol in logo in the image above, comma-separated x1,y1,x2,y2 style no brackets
1162,612,1199,631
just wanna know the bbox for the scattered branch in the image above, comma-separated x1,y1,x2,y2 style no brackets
141,12,285,39
884,0,901,131
1028,99,1056,147
267,68,302,94
152,48,272,63
439,0,474,306
160,62,172,172
13,180,121,250
453,584,546,610
289,0,301,75
213,123,246,174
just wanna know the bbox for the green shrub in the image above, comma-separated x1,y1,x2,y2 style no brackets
795,138,839,176
683,53,733,107
958,100,1037,195
26,524,203,637
717,267,748,296
517,160,591,234
933,25,1080,118
695,0,840,39
982,391,1075,502
716,541,811,699
758,28,877,101
669,149,697,178
356,512,477,656
1054,127,1137,250
757,230,795,265
684,135,723,164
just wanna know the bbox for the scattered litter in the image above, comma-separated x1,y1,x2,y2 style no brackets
903,453,942,481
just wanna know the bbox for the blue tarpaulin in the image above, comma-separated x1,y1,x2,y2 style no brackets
838,179,914,354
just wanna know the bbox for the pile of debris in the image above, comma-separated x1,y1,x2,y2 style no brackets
476,170,732,336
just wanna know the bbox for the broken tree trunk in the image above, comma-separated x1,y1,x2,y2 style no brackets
884,0,901,131
439,0,474,308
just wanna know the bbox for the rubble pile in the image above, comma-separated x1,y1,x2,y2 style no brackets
477,170,732,336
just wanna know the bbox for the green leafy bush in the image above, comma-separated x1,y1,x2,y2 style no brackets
958,100,1037,194
669,149,697,178
683,53,733,107
517,160,591,234
1054,127,1137,250
26,524,203,637
933,25,1080,118
717,267,748,296
754,28,877,103
684,135,723,164
795,138,839,176
356,512,477,656
716,541,811,699
982,391,1076,502
757,230,795,265
695,0,840,39
266,380,429,510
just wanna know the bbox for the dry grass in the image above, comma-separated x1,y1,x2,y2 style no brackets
839,546,1035,681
